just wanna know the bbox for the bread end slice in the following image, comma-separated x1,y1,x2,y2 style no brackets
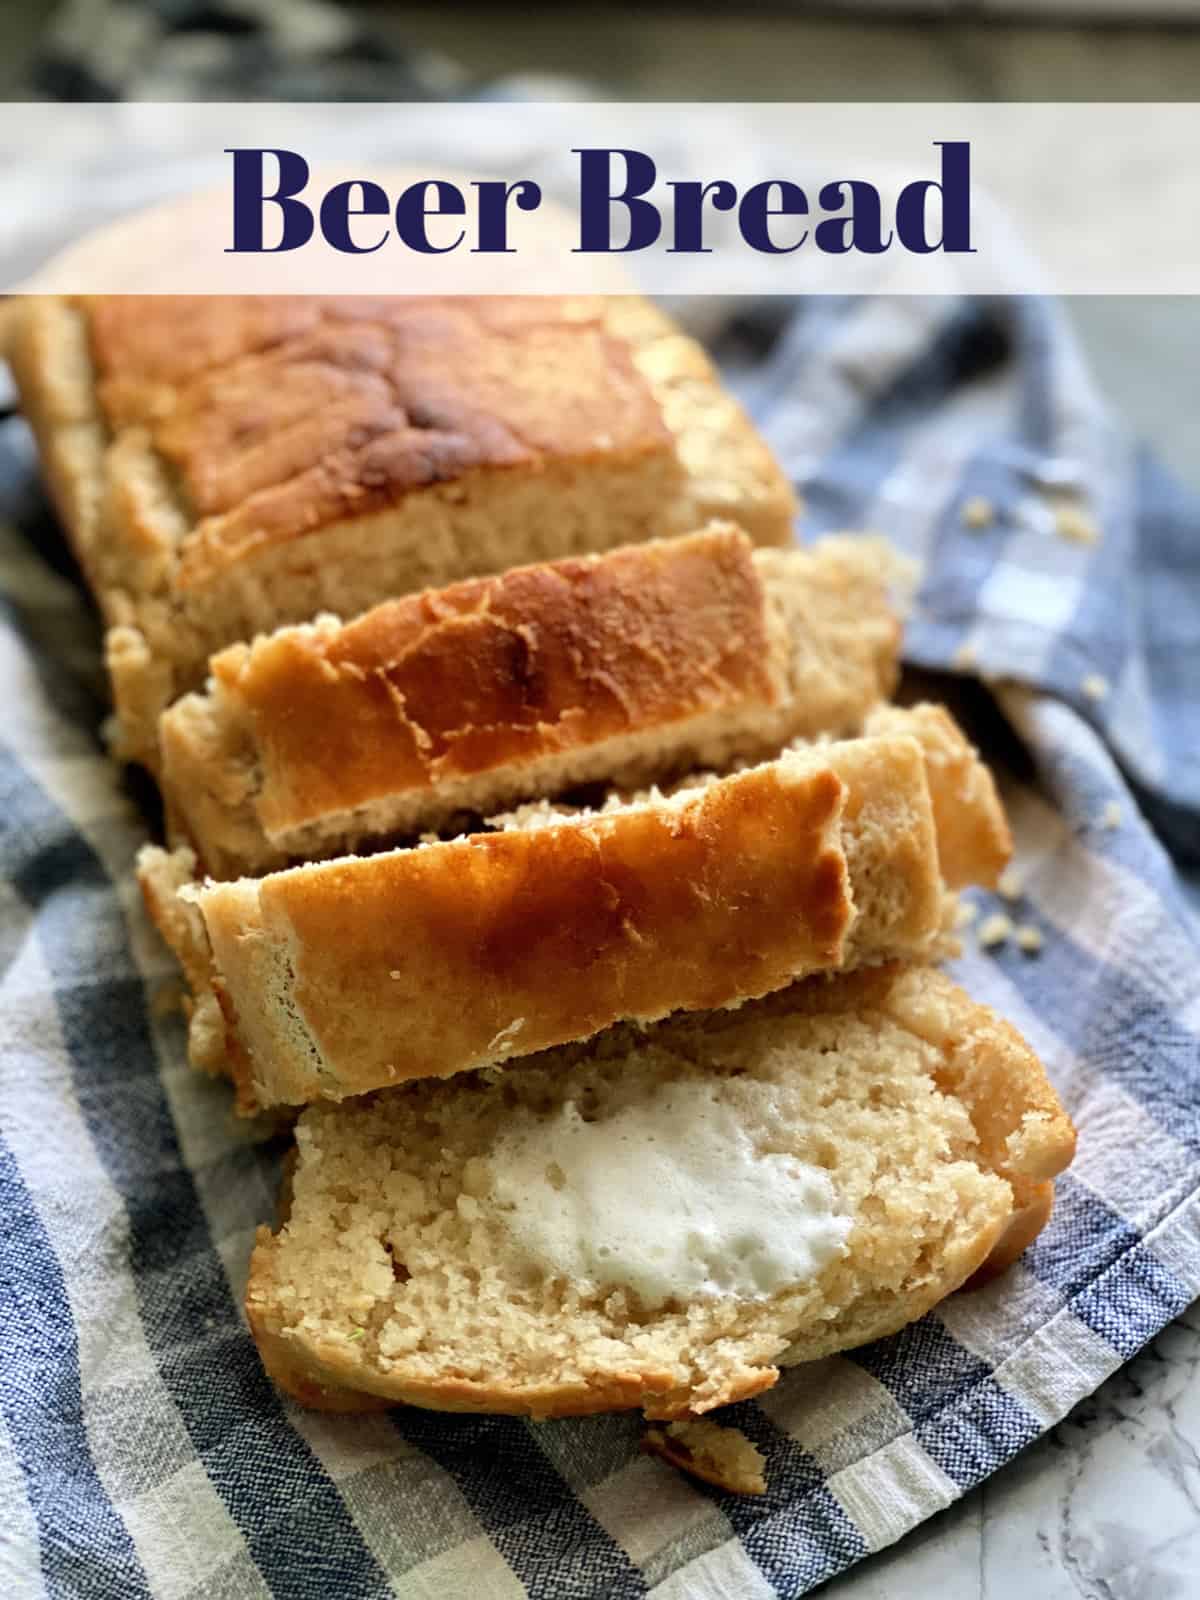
245,965,1074,1420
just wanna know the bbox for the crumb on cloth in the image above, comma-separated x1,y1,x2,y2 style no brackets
1052,501,1100,546
643,1419,767,1496
978,912,1013,949
962,496,994,530
996,867,1024,902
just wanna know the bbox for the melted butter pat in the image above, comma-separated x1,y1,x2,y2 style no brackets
488,1081,851,1309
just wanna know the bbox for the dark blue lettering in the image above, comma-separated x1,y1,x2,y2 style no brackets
227,148,313,252
394,181,467,255
319,180,389,254
896,142,973,254
815,181,892,254
472,179,542,252
575,148,661,252
738,180,809,254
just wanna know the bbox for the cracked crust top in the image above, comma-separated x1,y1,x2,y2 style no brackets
7,293,797,765
85,297,673,586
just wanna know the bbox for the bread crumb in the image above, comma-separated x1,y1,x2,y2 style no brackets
962,496,994,530
1099,800,1122,831
954,899,978,930
1081,673,1110,703
951,641,978,671
643,1419,767,1496
996,867,1023,902
389,970,402,980
1053,502,1100,545
1015,924,1044,953
978,913,1013,949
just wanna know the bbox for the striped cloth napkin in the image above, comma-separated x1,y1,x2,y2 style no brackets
1,290,1198,1600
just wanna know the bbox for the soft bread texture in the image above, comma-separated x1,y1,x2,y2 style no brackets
138,703,1008,1108
158,526,904,878
864,701,1011,891
6,294,796,767
137,840,227,1075
245,964,1075,1420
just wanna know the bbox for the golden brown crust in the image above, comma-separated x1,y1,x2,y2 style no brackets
152,709,1002,1106
234,527,770,807
178,717,990,1107
202,759,854,1106
964,1179,1056,1287
168,317,667,587
161,527,778,873
7,294,797,767
159,529,905,880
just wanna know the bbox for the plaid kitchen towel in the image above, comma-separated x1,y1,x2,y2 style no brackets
1,288,1199,1600
2,8,1199,1600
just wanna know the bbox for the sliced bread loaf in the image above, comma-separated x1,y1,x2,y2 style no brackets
246,964,1075,1419
158,526,905,877
7,294,796,767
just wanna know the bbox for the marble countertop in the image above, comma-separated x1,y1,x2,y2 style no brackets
823,1300,1200,1598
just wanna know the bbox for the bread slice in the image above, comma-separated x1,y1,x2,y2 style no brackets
864,701,1012,891
138,703,1008,1109
148,725,955,1112
158,526,905,878
245,964,1075,1419
6,294,796,768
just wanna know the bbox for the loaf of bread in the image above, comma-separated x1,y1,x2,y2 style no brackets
245,964,1075,1419
137,704,1009,1110
6,295,796,767
159,525,904,877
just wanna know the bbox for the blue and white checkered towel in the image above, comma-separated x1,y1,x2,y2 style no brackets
1,290,1197,1600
